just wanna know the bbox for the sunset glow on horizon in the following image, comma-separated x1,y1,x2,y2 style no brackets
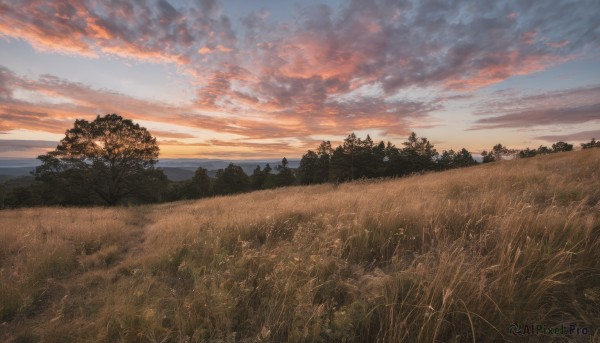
1,0,599,159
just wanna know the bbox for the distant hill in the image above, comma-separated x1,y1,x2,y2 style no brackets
159,167,196,181
0,166,36,177
0,158,40,168
156,158,300,177
157,159,302,181
0,158,300,180
0,159,37,185
0,158,39,181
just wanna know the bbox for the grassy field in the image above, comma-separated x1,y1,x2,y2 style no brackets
1,149,599,342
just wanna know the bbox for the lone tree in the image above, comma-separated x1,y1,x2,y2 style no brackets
34,114,165,206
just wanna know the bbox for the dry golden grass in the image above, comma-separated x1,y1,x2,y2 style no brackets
1,149,599,342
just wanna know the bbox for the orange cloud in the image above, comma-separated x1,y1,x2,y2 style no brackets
85,17,113,40
198,47,212,55
198,45,233,54
151,130,197,139
101,44,188,65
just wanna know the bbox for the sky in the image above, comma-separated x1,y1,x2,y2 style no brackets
0,0,599,159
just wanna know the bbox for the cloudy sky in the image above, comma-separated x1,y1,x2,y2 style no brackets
0,0,599,159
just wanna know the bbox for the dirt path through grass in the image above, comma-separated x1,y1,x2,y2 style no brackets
0,205,157,342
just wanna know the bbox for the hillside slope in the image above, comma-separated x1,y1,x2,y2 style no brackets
1,149,599,342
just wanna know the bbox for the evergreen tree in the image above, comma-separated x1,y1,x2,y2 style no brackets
454,148,477,167
261,163,275,188
437,149,475,170
401,132,438,172
552,141,573,152
355,135,384,178
329,145,351,182
383,141,404,176
371,140,387,176
250,165,266,190
297,150,319,185
342,133,359,180
481,144,509,163
213,163,250,195
190,167,212,198
537,145,551,155
518,148,537,158
315,141,332,182
481,150,495,163
491,144,508,161
437,149,456,170
275,157,296,187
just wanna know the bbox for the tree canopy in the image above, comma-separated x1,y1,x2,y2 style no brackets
213,163,250,195
552,141,573,152
34,114,165,206
516,141,578,159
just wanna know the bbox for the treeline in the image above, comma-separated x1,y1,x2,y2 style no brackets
0,132,474,208
296,132,476,184
1,132,598,209
0,161,297,208
165,132,477,201
481,139,599,162
163,158,295,201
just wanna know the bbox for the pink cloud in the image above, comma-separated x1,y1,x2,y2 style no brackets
151,131,197,139
545,40,569,48
521,31,537,45
198,45,233,55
